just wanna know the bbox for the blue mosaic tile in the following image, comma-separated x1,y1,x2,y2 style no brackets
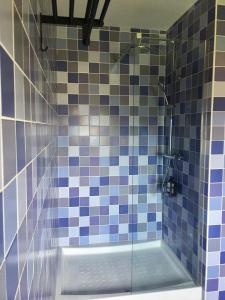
211,141,224,154
219,291,225,300
0,193,4,265
0,46,14,117
208,225,221,238
213,97,225,111
68,73,78,83
56,61,67,71
207,279,219,292
2,120,16,185
80,227,89,236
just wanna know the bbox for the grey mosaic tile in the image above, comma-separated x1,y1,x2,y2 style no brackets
14,66,25,120
17,169,27,227
14,6,24,70
0,0,13,55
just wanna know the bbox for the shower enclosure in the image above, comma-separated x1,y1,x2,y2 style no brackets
55,27,205,299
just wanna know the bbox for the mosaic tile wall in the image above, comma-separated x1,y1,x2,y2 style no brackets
164,0,216,285
205,1,225,299
54,26,166,246
0,1,58,300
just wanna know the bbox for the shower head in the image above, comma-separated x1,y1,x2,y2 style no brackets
113,36,175,64
158,81,169,106
113,43,151,64
122,44,149,57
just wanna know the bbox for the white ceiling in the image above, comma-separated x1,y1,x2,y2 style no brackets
56,0,197,30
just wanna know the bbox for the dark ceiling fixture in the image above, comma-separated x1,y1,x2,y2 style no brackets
40,0,111,49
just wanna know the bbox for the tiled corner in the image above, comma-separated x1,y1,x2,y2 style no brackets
204,2,225,300
164,0,216,284
165,0,225,298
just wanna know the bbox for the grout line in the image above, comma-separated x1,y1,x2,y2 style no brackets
3,3,57,115
14,2,52,91
12,0,15,60
0,145,57,270
1,152,57,288
0,135,56,194
0,39,57,117
0,0,58,296
0,115,56,126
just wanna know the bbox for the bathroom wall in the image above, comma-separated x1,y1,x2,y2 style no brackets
0,1,57,299
164,0,215,284
54,26,166,246
205,1,225,299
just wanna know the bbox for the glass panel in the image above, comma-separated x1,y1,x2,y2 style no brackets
131,35,203,294
57,31,205,299
131,34,167,293
58,30,134,297
161,38,206,286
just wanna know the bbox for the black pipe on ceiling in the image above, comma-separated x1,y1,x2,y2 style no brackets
83,0,99,46
69,0,75,21
99,0,110,26
41,0,111,47
52,0,58,21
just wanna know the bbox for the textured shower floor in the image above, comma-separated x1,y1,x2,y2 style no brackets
56,241,195,300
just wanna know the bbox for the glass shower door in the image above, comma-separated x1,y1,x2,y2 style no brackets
131,34,203,295
130,34,165,293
